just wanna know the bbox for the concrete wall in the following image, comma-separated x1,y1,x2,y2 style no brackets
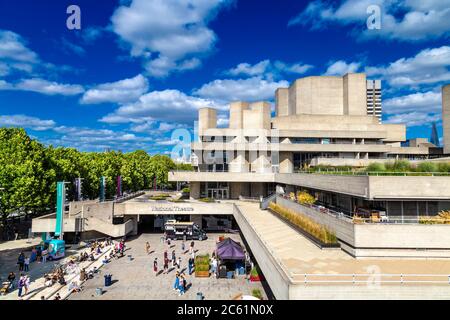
121,201,234,216
291,76,344,115
443,84,450,154
232,204,291,300
199,108,217,134
343,73,367,116
229,101,249,129
368,176,450,199
275,88,289,116
243,102,271,129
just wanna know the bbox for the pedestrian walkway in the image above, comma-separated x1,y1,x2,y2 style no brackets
0,238,41,252
232,201,450,282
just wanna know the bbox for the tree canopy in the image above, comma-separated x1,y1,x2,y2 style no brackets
0,128,193,225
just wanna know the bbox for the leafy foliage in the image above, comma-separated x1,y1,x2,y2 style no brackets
0,128,178,226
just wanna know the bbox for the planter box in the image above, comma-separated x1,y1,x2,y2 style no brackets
268,208,340,249
195,270,210,278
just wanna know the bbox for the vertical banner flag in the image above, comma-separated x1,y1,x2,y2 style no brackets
55,181,65,238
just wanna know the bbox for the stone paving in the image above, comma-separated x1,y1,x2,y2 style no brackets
69,233,267,300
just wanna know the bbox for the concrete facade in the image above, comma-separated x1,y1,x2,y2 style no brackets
443,84,450,154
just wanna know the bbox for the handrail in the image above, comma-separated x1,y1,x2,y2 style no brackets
290,273,450,285
295,170,450,177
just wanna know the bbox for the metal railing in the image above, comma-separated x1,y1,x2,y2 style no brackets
295,170,450,176
291,273,450,285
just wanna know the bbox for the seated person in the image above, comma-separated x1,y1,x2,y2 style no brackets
68,281,80,293
58,275,66,285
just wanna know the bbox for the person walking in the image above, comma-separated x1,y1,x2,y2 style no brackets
7,272,16,291
178,274,185,296
173,272,180,292
24,256,30,272
24,275,30,296
41,248,48,263
189,241,195,254
181,240,185,253
187,258,193,275
171,250,176,267
163,257,169,274
17,252,25,271
17,274,25,298
211,257,218,277
145,242,151,255
177,257,182,271
153,258,158,274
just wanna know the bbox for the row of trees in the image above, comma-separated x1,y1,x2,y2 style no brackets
0,128,192,226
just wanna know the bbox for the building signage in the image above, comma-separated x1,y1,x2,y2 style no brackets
150,206,194,212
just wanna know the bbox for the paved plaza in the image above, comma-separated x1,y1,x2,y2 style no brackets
69,233,267,300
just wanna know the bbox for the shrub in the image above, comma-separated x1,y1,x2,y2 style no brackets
437,162,450,173
419,211,450,224
416,162,438,173
289,192,296,201
268,202,338,244
182,187,190,193
251,289,263,300
366,162,386,172
296,191,316,205
385,160,410,172
199,197,215,203
250,267,259,277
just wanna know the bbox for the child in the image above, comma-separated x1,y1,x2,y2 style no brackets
153,258,158,273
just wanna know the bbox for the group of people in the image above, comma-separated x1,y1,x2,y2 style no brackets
173,271,188,296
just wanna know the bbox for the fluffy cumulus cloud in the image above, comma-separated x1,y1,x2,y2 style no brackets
81,74,149,104
194,77,289,103
385,112,441,127
100,89,224,124
366,46,450,87
289,0,450,42
383,90,442,114
111,0,232,78
0,78,84,96
225,59,313,78
324,60,361,75
0,114,56,131
0,29,39,76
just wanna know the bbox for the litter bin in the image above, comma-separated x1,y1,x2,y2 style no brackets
196,292,203,300
95,287,103,296
104,274,112,287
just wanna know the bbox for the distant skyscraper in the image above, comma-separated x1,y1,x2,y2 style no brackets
366,80,382,123
431,121,439,146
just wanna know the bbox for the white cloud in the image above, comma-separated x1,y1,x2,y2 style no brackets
384,90,441,114
100,89,224,124
81,74,149,104
324,60,361,76
385,112,441,127
194,77,289,103
289,0,450,42
225,59,313,78
366,46,450,87
0,29,39,76
0,114,56,131
13,78,84,96
227,60,271,77
111,0,232,78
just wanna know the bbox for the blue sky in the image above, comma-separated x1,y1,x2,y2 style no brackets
0,0,449,156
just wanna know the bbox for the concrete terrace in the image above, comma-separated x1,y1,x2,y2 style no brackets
231,201,450,299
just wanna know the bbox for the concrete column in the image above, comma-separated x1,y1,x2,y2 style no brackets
229,101,249,129
190,182,200,199
198,108,217,135
443,85,450,154
275,88,289,116
279,152,294,173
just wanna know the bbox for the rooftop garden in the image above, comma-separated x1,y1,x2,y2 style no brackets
299,160,450,176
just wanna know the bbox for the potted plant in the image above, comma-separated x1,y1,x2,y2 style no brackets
249,267,263,282
251,289,263,300
181,187,190,199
